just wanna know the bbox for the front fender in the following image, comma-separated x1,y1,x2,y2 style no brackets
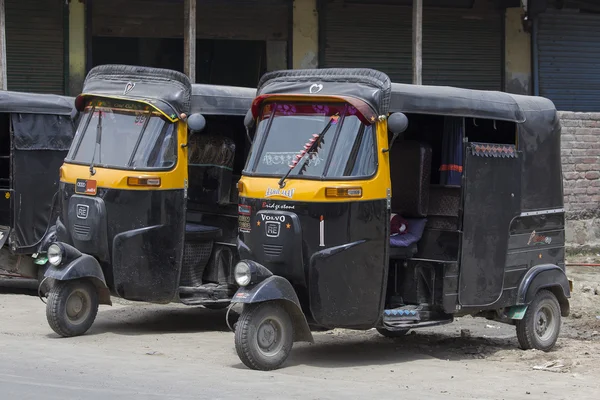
233,276,313,343
517,264,570,317
44,254,112,305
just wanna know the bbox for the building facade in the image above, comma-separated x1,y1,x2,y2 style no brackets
0,0,598,248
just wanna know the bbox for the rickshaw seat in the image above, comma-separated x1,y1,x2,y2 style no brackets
389,140,432,218
389,217,427,257
185,223,222,241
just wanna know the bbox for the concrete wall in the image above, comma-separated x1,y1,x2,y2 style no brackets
505,7,531,95
292,0,318,69
560,112,600,250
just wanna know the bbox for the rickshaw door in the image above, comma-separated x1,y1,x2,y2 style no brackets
458,144,521,307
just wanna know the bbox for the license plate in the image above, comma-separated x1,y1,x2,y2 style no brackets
75,179,97,195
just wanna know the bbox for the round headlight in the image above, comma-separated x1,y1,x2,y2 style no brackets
234,262,251,287
47,244,64,266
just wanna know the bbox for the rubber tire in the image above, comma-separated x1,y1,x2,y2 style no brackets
203,303,229,310
235,302,294,371
46,280,99,338
377,328,410,338
516,289,561,351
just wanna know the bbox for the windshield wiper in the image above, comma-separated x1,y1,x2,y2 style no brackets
89,110,103,176
278,113,339,188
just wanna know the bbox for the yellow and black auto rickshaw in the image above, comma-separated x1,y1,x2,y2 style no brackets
41,65,255,337
230,68,570,370
0,91,77,281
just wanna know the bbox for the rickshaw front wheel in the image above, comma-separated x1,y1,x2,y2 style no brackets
46,280,99,338
516,289,561,352
235,302,293,371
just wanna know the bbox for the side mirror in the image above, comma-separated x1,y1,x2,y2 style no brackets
244,109,255,129
384,112,409,152
388,112,409,134
187,113,206,133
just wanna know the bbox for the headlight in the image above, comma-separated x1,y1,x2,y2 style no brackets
234,261,252,286
47,244,64,266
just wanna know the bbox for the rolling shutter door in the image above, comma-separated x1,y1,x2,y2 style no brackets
322,1,502,90
538,10,600,112
5,0,65,94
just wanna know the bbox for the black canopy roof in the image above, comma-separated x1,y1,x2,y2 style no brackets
257,68,391,116
76,65,192,120
0,90,75,116
389,83,558,123
256,68,559,127
190,84,255,116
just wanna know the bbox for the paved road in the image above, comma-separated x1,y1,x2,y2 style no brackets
0,280,598,399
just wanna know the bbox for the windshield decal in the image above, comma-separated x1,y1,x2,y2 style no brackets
276,104,297,115
262,152,323,167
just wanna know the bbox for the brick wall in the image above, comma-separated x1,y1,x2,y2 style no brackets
559,112,600,250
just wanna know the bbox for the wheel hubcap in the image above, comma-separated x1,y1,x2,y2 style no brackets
66,289,90,325
535,305,555,341
256,318,284,356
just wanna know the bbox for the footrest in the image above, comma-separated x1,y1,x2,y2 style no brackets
384,305,422,322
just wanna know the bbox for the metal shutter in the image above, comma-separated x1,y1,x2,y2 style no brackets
5,0,65,94
538,9,600,112
322,0,502,90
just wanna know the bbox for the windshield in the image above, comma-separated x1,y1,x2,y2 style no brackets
66,99,177,170
245,102,377,179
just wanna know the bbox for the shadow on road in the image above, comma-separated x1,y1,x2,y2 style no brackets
0,278,38,296
283,332,519,369
69,305,236,337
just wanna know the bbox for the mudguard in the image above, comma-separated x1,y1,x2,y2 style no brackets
233,276,313,343
517,264,570,317
44,254,112,305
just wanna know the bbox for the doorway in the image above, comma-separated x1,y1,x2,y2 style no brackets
92,37,267,88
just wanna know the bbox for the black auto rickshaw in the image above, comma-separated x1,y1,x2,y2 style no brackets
0,90,77,281
41,65,255,337
230,68,571,370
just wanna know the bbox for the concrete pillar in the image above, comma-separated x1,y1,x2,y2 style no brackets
68,0,86,95
412,0,423,85
184,0,197,83
0,0,7,90
292,0,318,69
505,7,531,95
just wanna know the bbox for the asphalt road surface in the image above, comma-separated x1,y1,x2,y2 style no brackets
1,279,598,400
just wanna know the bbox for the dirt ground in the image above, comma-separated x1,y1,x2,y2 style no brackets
0,260,599,399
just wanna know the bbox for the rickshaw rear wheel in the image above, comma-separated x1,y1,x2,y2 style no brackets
516,289,561,352
46,280,99,338
376,327,410,338
235,302,293,371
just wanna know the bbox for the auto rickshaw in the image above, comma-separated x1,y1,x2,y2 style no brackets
41,65,255,337
0,90,77,281
230,68,570,370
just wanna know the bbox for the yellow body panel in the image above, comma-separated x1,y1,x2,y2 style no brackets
239,121,392,202
61,121,189,191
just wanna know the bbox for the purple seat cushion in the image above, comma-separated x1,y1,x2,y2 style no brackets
390,218,427,248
